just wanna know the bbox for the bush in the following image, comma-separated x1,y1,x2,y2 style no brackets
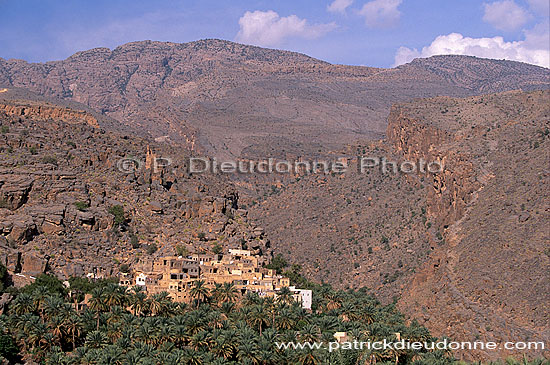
119,264,130,273
0,126,9,134
41,156,57,165
266,254,288,274
29,146,37,155
0,334,19,363
22,274,66,297
175,245,188,256
212,243,222,255
74,201,89,211
108,205,125,226
130,234,140,249
147,243,158,255
0,263,8,292
197,232,206,241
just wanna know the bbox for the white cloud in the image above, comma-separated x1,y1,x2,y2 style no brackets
236,10,337,47
526,0,550,13
358,0,402,28
393,28,550,68
483,1,530,32
327,0,354,14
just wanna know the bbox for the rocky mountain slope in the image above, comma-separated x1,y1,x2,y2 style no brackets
251,90,549,360
1,40,548,158
391,90,550,361
0,91,270,284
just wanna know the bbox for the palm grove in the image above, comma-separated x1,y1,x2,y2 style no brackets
0,262,486,364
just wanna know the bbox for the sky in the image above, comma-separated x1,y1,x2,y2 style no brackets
0,0,548,68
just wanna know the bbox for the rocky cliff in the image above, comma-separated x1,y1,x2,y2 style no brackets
387,90,550,361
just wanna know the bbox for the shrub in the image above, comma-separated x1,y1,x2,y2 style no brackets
108,205,125,226
0,263,8,292
0,125,9,134
212,243,222,255
0,334,19,363
119,264,130,273
29,146,37,155
197,232,206,241
147,243,158,255
22,274,66,297
175,245,188,257
266,254,288,274
130,234,140,249
74,201,89,211
42,156,57,165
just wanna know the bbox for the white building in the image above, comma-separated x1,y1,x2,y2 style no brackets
136,273,147,286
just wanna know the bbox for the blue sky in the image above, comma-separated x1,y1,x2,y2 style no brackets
0,0,548,67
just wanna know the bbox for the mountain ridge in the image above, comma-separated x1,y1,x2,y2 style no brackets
0,39,548,159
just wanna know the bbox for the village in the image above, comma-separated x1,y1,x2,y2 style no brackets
118,249,312,309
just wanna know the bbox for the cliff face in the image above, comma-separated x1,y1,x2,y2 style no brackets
386,108,480,231
0,102,100,129
387,90,550,361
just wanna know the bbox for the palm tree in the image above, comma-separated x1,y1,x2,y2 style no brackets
129,291,147,316
47,315,65,347
275,307,295,330
298,324,321,343
149,292,171,316
219,282,238,303
190,280,209,306
43,296,65,321
276,287,294,305
339,302,357,322
103,284,127,310
64,313,82,350
31,286,51,319
248,304,269,336
11,292,36,314
87,287,107,330
189,330,211,351
85,330,109,349
324,292,341,311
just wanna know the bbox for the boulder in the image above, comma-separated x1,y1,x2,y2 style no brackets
149,200,163,214
0,175,33,210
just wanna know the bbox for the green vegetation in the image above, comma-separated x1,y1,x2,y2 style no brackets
175,244,188,257
212,243,223,255
0,264,9,292
108,205,125,227
0,274,461,364
147,243,158,255
41,155,58,165
265,253,288,274
129,232,140,249
74,201,89,212
0,125,9,134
